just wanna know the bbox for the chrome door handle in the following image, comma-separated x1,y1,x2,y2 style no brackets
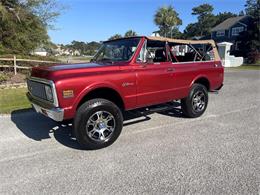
167,67,174,72
214,64,218,67
140,64,147,68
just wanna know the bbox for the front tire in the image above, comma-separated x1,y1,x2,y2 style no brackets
181,84,208,118
74,98,123,150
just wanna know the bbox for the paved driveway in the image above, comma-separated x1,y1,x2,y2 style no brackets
0,69,259,194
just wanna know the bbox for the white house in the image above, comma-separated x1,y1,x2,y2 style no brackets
33,48,48,56
151,31,161,37
54,45,81,56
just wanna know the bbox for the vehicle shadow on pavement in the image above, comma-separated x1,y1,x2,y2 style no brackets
11,101,183,150
11,110,82,149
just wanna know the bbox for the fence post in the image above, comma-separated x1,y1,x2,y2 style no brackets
13,55,17,75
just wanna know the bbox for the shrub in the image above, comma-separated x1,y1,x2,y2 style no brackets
0,72,10,83
247,51,260,64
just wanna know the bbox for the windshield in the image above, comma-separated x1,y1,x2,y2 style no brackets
92,38,141,63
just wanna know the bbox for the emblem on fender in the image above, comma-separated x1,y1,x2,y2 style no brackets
122,82,134,87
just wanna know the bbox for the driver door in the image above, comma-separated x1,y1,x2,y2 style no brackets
134,40,175,108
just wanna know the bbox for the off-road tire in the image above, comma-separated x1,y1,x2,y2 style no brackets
181,84,208,118
74,98,123,150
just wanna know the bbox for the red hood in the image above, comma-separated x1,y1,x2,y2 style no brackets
31,62,124,81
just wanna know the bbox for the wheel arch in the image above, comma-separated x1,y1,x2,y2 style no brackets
192,76,211,91
75,86,125,111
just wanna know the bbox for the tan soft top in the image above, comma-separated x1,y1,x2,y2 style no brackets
146,36,220,60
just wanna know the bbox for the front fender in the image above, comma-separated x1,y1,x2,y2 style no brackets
72,82,124,112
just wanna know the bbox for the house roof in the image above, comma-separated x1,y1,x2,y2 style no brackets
211,16,249,32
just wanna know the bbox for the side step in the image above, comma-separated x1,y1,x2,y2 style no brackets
123,101,181,124
138,101,180,115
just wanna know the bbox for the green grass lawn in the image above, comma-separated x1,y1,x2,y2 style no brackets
57,56,92,63
0,88,31,114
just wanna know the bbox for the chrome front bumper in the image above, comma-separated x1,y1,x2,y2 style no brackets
27,93,64,122
32,103,64,122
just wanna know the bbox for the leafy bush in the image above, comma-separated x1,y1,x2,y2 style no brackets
0,72,10,83
0,71,26,84
247,51,260,64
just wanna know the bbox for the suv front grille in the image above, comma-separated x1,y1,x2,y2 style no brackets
27,80,47,100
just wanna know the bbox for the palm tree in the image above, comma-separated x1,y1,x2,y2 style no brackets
124,30,137,37
154,5,182,38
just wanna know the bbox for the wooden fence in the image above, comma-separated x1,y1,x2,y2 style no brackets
0,56,58,75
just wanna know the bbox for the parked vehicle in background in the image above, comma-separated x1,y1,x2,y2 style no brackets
27,36,224,149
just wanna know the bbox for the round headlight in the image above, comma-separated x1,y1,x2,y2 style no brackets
45,85,53,101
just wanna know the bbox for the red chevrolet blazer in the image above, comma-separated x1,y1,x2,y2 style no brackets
27,36,224,149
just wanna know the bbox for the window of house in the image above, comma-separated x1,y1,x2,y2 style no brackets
231,27,244,36
235,41,241,50
216,30,225,37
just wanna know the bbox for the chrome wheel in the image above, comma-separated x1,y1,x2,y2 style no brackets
192,91,205,112
86,111,115,142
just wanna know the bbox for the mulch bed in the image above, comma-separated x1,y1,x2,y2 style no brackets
0,72,27,89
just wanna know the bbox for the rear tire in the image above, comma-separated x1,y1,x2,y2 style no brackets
181,84,208,118
74,98,123,150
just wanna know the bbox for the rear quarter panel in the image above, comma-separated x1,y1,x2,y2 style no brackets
172,60,224,98
194,60,224,91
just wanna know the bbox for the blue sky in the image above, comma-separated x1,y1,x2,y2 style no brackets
48,0,246,44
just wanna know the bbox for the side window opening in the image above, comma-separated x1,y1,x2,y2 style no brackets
147,40,167,63
168,43,215,63
137,40,168,63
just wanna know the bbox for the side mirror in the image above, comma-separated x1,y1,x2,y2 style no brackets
146,55,153,63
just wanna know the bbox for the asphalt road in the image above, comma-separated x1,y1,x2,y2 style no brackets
0,69,260,194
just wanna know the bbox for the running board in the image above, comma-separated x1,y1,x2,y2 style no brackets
139,102,180,115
